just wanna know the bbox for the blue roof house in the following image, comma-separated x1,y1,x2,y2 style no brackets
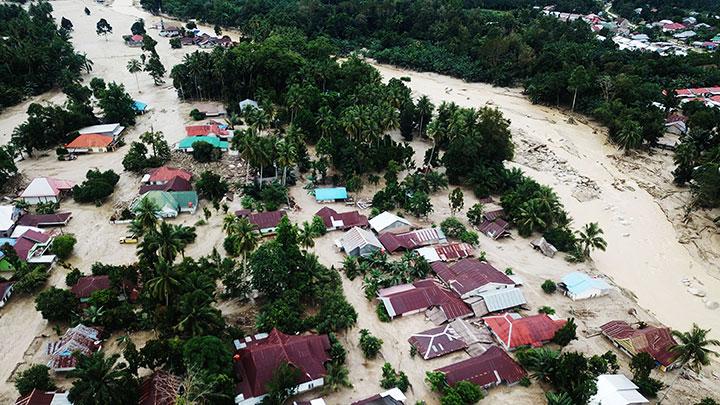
314,187,348,203
560,272,612,301
132,101,148,114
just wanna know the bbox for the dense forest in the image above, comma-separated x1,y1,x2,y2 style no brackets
0,2,91,109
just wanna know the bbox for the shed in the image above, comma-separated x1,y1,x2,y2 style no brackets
477,219,510,240
15,389,71,405
0,205,20,237
531,237,558,257
599,321,679,371
338,227,383,257
351,388,406,405
238,99,260,111
369,212,412,234
472,287,527,316
78,123,125,138
560,272,612,300
314,187,348,203
194,103,226,116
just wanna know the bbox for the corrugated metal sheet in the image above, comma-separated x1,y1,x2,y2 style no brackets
340,227,382,257
478,288,527,312
435,346,527,388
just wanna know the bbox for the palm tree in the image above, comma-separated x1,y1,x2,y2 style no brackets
516,347,560,383
614,121,643,152
416,96,434,137
175,291,224,337
323,362,352,393
298,222,316,250
223,215,258,263
126,59,142,93
516,200,547,236
232,128,259,183
316,106,336,141
671,324,720,373
276,137,296,186
68,352,138,405
146,259,180,307
83,305,105,324
144,222,196,262
545,392,573,405
577,222,607,259
131,197,159,236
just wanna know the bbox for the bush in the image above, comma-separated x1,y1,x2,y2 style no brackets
51,234,77,260
35,287,79,322
359,329,383,359
380,363,410,392
66,268,82,286
440,217,466,239
73,169,120,204
376,303,391,322
459,230,479,245
544,226,577,252
169,38,181,48
518,376,532,387
311,215,327,236
35,201,58,214
541,280,557,294
15,364,56,396
538,306,555,315
552,318,577,346
13,266,49,294
191,140,218,162
189,108,205,120
345,175,363,192
196,171,229,202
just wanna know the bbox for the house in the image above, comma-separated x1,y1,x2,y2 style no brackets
369,212,412,234
351,388,407,405
599,320,679,371
314,187,348,203
338,227,384,257
673,30,697,40
0,282,14,308
13,230,55,264
194,103,226,116
236,210,287,234
20,177,75,204
482,208,505,222
590,374,648,405
47,324,102,372
482,313,566,350
408,324,467,360
662,22,686,32
15,389,71,405
531,237,557,257
132,190,198,218
159,25,181,37
125,34,144,46
432,259,516,299
314,207,368,231
78,123,125,138
65,133,115,153
416,243,474,263
139,176,192,194
465,287,527,317
238,99,260,111
377,279,472,323
560,272,612,300
233,328,331,404
434,346,527,389
185,124,230,138
70,274,111,302
378,228,447,252
180,36,197,46
477,219,511,240
0,205,21,237
139,371,182,405
176,136,229,152
17,212,72,228
133,100,149,114
11,225,43,239
143,167,193,185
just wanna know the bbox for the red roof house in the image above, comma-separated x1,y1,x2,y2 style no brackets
378,228,447,252
13,229,53,262
65,133,115,153
483,313,566,350
139,371,182,405
71,275,137,302
233,329,331,403
435,346,527,388
47,324,102,372
378,279,472,322
17,212,72,228
139,176,192,194
477,219,511,240
146,167,193,184
314,207,369,231
432,259,515,298
663,22,686,31
236,210,287,234
15,389,70,405
185,124,229,137
600,320,679,370
408,324,468,360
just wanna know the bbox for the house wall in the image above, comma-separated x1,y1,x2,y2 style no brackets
0,285,13,308
381,222,412,234
359,245,381,257
23,196,59,205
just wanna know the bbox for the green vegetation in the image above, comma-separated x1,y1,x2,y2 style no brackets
196,171,229,202
542,280,557,294
425,370,484,404
73,169,121,205
360,251,432,300
552,318,578,347
380,363,411,393
359,329,383,359
14,364,56,397
630,352,664,397
122,130,171,173
51,234,77,260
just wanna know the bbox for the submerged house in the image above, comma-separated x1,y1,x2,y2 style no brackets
13,230,55,264
314,187,348,203
378,228,446,253
338,227,383,257
599,320,679,371
176,136,229,152
560,272,612,300
236,210,287,235
20,177,75,204
369,212,413,235
477,218,511,240
590,374,648,405
417,243,475,263
233,329,331,404
408,324,467,360
65,133,116,153
138,371,183,405
351,388,407,405
78,123,125,139
435,346,527,389
132,191,198,217
314,207,369,231
47,324,102,372
15,389,71,405
378,279,472,323
0,282,14,308
483,313,566,351
17,213,72,228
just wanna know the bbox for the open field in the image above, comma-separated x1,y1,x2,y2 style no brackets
0,0,718,403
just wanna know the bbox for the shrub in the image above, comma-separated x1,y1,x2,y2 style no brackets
345,175,363,192
15,364,56,396
191,140,218,162
311,215,327,236
459,230,479,245
376,303,391,322
189,108,205,120
466,203,485,226
541,280,557,294
440,217,466,239
35,287,79,322
359,329,383,359
196,171,229,202
380,363,410,392
51,234,77,260
505,268,514,275
66,268,82,286
544,226,577,252
538,306,556,315
169,38,181,48
73,169,120,204
552,318,577,346
518,376,532,387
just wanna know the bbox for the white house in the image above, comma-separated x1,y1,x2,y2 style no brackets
560,272,613,300
590,374,648,405
20,177,75,204
369,211,413,234
77,123,125,138
337,227,384,257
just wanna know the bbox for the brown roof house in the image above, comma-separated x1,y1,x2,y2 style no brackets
416,243,475,263
139,371,183,405
408,324,468,360
236,210,287,235
351,388,407,405
47,324,102,372
378,279,472,324
435,346,527,389
15,389,71,405
600,321,680,371
71,274,137,303
378,228,447,253
233,329,331,404
314,207,369,231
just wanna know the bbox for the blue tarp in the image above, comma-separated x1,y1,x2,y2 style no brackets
314,187,348,201
132,100,148,112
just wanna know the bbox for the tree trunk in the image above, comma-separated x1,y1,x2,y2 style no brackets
571,88,578,112
259,166,263,190
282,166,287,186
135,74,140,93
245,161,250,183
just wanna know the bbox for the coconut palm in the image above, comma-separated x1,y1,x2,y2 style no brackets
130,197,159,237
323,362,352,392
143,222,196,263
223,215,258,263
316,106,336,141
276,137,296,186
175,291,224,337
68,352,138,405
516,347,560,383
545,392,573,405
671,324,720,373
577,222,607,259
233,128,259,183
516,199,547,236
416,96,434,137
298,222,316,250
126,59,142,93
146,259,180,306
82,305,105,324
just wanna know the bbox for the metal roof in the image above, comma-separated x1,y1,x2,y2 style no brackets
561,272,612,296
369,211,411,233
314,187,348,201
477,288,527,312
339,227,382,255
